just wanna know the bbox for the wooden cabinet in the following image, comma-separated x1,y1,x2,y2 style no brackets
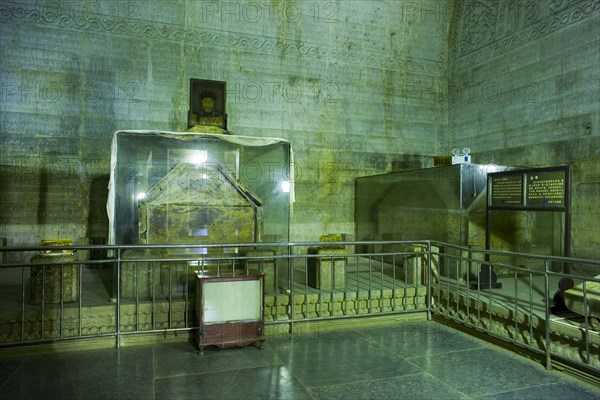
195,270,265,353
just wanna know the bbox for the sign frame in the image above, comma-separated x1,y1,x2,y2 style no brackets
485,165,572,276
488,165,570,211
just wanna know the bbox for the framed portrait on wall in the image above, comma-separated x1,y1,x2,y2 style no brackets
189,79,227,130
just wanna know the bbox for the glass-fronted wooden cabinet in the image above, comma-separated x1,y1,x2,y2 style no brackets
195,270,265,354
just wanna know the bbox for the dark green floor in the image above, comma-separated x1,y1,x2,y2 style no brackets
1,321,598,400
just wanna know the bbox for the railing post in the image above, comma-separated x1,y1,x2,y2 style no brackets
287,243,294,336
544,259,551,370
79,262,83,338
21,267,25,343
583,281,590,366
427,241,432,321
116,247,122,349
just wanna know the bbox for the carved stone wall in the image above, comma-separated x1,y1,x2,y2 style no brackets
0,1,451,248
448,0,600,260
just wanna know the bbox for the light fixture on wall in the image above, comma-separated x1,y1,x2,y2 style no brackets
451,147,472,164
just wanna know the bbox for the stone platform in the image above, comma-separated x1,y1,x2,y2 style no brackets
0,286,427,344
564,275,600,319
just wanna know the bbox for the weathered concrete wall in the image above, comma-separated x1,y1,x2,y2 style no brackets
448,0,600,260
4,0,595,260
0,0,451,248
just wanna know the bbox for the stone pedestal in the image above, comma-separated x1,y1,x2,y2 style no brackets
307,247,346,291
30,253,79,304
564,275,600,319
405,255,422,284
403,245,440,285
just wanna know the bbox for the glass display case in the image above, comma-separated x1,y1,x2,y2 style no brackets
355,164,509,277
356,164,503,243
355,163,567,277
108,130,292,248
107,130,292,297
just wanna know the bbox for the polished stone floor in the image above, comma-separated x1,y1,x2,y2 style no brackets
0,320,598,400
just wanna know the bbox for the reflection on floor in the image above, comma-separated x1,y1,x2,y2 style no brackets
1,319,598,400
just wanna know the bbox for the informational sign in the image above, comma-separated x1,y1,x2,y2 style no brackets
490,174,522,206
526,170,566,207
488,166,569,210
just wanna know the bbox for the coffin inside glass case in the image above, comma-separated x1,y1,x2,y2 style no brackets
109,131,291,247
138,161,261,251
107,130,292,297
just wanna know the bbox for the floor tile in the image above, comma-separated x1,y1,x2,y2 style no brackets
0,356,24,388
355,322,484,357
477,381,600,400
153,340,282,378
271,327,422,387
268,322,367,347
407,347,562,398
0,347,154,400
154,365,313,400
309,372,469,400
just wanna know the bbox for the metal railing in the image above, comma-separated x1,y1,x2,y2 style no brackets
0,240,598,374
429,242,599,374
